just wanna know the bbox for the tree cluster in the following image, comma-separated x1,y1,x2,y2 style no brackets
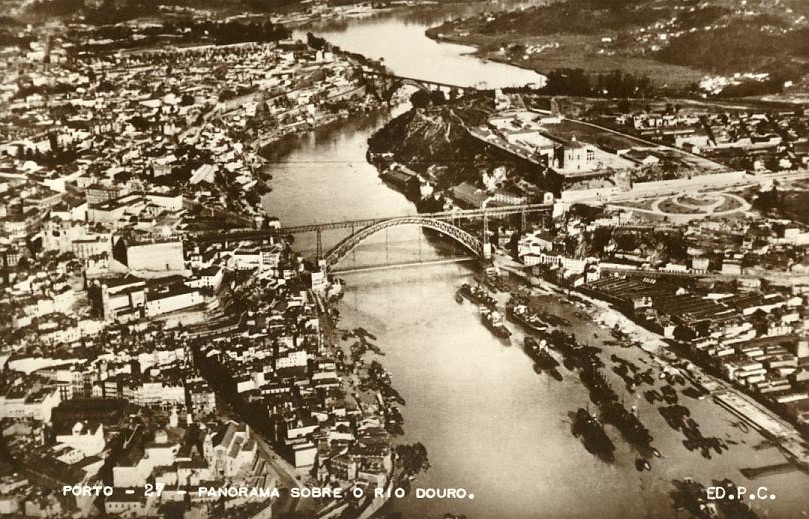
306,32,328,51
541,68,655,98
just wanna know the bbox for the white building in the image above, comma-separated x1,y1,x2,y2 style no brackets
210,421,256,477
518,231,554,259
144,288,203,317
125,241,185,272
0,386,61,422
275,349,308,370
55,421,105,457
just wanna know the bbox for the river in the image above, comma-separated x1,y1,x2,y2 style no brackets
261,5,809,518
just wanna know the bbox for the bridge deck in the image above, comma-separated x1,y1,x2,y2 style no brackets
361,70,474,90
281,203,551,234
189,203,550,244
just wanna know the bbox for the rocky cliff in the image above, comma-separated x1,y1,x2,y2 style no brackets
367,96,537,201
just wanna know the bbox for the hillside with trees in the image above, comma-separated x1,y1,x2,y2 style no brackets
427,0,809,96
20,0,303,24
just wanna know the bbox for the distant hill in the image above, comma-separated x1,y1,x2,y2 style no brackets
428,0,809,92
19,0,303,24
656,15,809,76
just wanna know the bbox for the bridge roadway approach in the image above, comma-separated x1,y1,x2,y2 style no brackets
191,203,551,271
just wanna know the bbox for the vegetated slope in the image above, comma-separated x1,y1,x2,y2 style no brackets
437,0,809,84
477,0,661,36
20,0,302,23
656,17,809,77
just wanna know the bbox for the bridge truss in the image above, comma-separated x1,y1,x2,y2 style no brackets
324,216,484,269
190,203,551,270
359,70,474,104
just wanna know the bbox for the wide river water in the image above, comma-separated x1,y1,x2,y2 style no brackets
261,5,809,517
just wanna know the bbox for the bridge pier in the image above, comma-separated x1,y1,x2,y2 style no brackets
482,212,491,259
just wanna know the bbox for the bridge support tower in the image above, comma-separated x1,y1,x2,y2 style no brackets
482,212,491,259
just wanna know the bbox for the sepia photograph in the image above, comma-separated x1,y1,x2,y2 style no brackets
1,0,809,517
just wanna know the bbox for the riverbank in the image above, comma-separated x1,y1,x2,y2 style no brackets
422,0,809,95
494,253,809,477
250,41,392,153
254,102,382,154
314,288,429,519
275,1,493,31
423,25,546,74
423,25,705,90
333,260,809,517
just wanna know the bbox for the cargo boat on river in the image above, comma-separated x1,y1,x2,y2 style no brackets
507,302,549,333
459,283,497,309
480,307,511,340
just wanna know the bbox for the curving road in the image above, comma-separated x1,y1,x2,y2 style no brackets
608,191,751,220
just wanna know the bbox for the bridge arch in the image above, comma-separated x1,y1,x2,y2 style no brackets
362,72,463,104
399,78,432,91
324,216,483,269
374,77,432,104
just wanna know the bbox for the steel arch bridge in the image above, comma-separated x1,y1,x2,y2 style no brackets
324,216,484,269
360,70,473,104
